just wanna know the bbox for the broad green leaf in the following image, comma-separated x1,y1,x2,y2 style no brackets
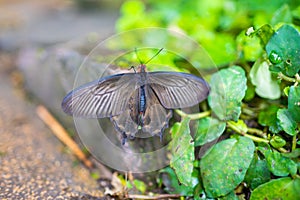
249,60,281,99
244,153,271,190
208,66,247,121
287,85,300,122
258,105,282,133
194,117,226,146
266,25,300,76
250,177,300,200
200,137,255,198
159,167,195,196
170,117,194,186
257,146,298,177
277,108,297,136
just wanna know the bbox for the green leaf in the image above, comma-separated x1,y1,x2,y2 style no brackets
258,105,282,133
270,135,286,148
287,85,300,122
283,86,290,96
194,117,226,146
218,191,239,200
170,117,194,186
271,4,293,25
277,86,300,136
193,182,205,200
266,25,300,76
120,0,145,15
236,30,262,62
244,153,271,190
249,60,281,99
132,179,147,194
254,24,275,47
200,137,255,198
250,177,300,200
228,120,248,133
277,108,297,136
159,167,198,196
208,66,247,121
244,80,256,101
282,148,300,158
257,146,298,176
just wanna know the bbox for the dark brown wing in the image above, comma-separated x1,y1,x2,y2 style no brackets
141,86,173,137
62,73,139,118
110,88,140,142
110,85,173,142
147,72,210,109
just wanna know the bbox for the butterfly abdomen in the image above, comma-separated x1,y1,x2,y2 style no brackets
137,85,147,126
140,85,146,113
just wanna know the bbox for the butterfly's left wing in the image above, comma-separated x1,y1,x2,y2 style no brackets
110,88,140,144
147,72,209,109
62,73,138,118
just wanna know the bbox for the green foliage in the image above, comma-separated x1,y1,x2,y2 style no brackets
249,60,281,99
194,117,226,146
250,177,300,200
244,153,271,190
258,145,298,177
200,137,255,198
159,167,199,196
169,117,194,186
208,66,247,121
258,105,282,134
116,0,300,199
266,25,300,76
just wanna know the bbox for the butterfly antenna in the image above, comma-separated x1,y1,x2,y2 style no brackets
135,47,143,64
145,48,164,64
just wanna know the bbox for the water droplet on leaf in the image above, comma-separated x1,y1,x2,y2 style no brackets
269,51,282,64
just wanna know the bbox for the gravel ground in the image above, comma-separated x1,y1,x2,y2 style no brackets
0,2,120,199
0,69,107,199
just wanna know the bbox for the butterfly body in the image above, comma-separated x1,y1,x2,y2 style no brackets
138,85,146,124
62,64,209,144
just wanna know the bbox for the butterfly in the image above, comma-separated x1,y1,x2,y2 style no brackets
62,60,210,145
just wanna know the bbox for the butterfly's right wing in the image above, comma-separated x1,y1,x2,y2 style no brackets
147,72,210,109
142,86,173,138
62,73,138,118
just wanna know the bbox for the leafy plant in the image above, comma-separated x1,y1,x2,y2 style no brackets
115,1,300,199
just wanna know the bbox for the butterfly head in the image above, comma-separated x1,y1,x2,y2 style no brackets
138,64,147,73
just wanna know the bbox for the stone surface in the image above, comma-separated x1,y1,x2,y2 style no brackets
0,1,118,198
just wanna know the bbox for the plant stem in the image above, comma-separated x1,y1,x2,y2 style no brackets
175,109,211,120
292,134,297,150
278,72,300,83
248,127,268,138
242,104,257,117
227,121,269,143
227,121,291,152
277,147,289,153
